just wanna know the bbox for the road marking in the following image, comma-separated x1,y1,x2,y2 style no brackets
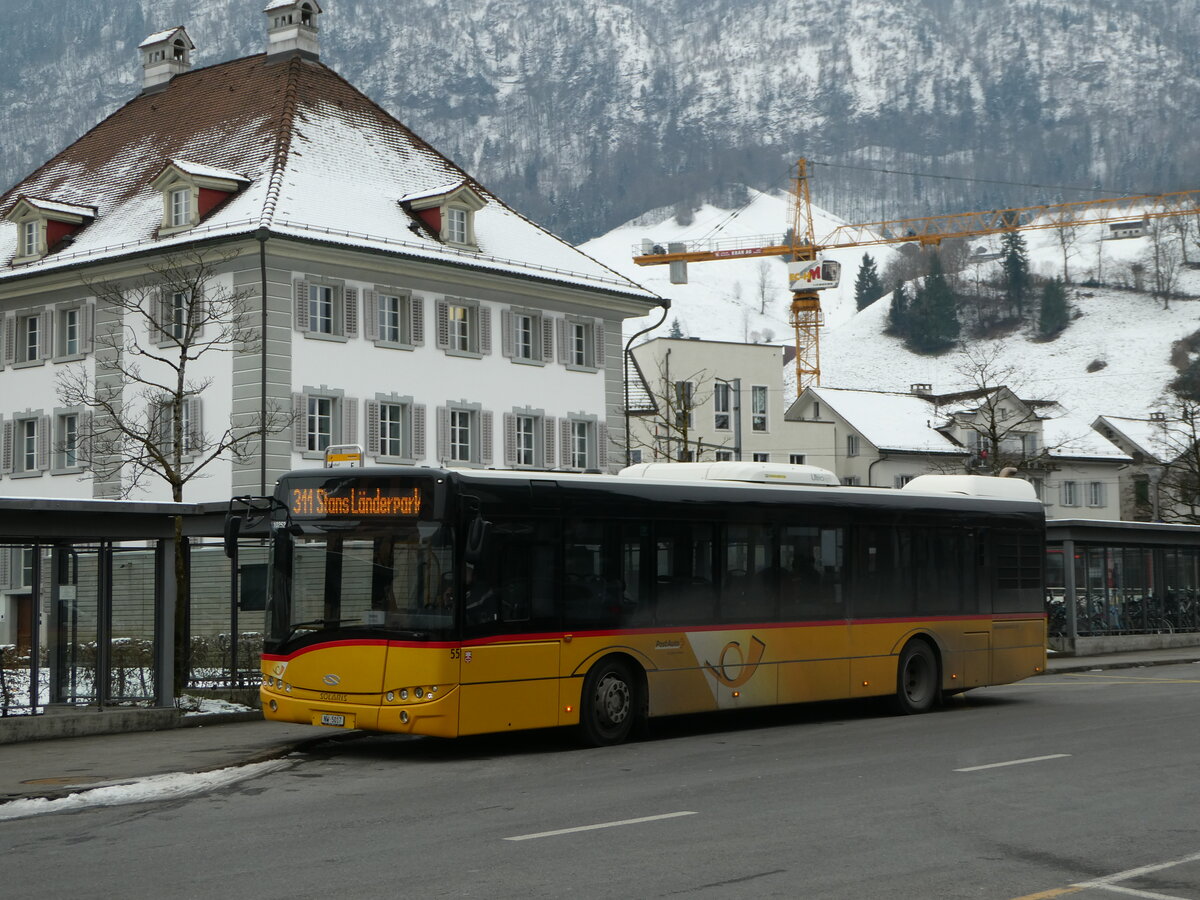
1009,848,1200,900
955,754,1070,772
504,810,697,842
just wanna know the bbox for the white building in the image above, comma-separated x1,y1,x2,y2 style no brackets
0,2,662,504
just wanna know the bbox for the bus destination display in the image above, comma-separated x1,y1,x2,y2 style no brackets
290,485,423,518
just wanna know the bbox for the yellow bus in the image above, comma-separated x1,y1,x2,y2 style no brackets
237,462,1045,745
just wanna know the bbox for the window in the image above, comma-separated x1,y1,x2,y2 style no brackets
23,314,39,362
152,396,202,457
366,396,425,462
170,188,191,229
293,389,357,458
308,396,333,452
674,381,694,429
562,414,606,471
629,449,643,464
559,316,604,370
514,415,536,465
846,434,860,457
895,474,916,489
169,290,190,340
714,450,733,461
571,420,590,469
446,207,468,245
503,409,553,469
20,419,37,472
59,307,79,357
309,284,333,335
812,401,821,419
379,294,402,343
58,413,79,469
3,413,48,476
789,453,806,465
8,310,49,365
1087,481,1106,507
713,382,731,430
1060,480,1079,507
294,278,356,341
502,308,551,364
21,220,39,258
437,402,492,467
366,289,422,349
436,298,490,357
751,385,768,432
752,452,770,463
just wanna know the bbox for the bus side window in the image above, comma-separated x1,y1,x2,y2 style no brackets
654,521,717,626
780,526,843,620
722,523,777,621
466,518,557,632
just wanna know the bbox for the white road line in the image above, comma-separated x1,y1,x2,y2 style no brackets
504,810,698,842
1080,848,1200,891
954,753,1071,772
1091,884,1191,899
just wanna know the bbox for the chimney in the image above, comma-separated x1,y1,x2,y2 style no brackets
139,27,194,93
911,383,933,396
265,0,322,61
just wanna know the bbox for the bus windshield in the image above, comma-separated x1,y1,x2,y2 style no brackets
265,521,455,649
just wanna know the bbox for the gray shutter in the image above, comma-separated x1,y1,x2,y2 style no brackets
190,286,205,341
556,318,567,364
39,309,52,360
544,416,556,469
542,317,555,363
3,315,14,365
561,420,573,470
598,423,609,469
81,303,95,354
480,410,493,465
410,297,425,346
0,419,11,474
294,279,310,332
186,396,203,453
37,415,51,470
292,392,307,451
436,406,448,461
593,321,606,367
435,299,449,349
503,412,516,466
153,289,169,344
344,287,358,338
365,400,380,457
412,404,426,460
364,291,378,340
342,396,358,444
478,306,492,355
0,545,8,590
500,309,513,358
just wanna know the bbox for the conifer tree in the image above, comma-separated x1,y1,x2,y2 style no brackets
887,280,910,337
668,317,684,338
1001,230,1031,316
1038,278,1070,338
906,253,959,353
854,252,884,310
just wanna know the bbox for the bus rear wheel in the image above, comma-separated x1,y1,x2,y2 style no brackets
579,658,637,746
892,639,938,715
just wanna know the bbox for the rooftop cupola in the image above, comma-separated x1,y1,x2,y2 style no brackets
265,0,322,61
139,26,194,93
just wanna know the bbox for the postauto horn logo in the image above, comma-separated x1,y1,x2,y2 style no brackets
322,673,341,687
704,636,767,688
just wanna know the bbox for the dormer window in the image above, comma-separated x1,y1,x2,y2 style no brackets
151,159,248,237
21,221,39,258
399,180,486,250
5,196,96,264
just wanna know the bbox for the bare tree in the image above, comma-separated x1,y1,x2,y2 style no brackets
1051,215,1081,283
1145,392,1200,523
628,356,727,462
756,259,773,314
57,247,291,695
1147,219,1183,309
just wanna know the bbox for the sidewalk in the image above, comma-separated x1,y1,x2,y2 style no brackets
2,648,1199,805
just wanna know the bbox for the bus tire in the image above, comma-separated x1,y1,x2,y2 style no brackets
892,639,938,715
579,657,638,746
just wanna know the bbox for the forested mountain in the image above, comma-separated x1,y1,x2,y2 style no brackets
3,0,1200,243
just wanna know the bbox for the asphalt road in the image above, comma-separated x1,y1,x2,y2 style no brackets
2,663,1199,899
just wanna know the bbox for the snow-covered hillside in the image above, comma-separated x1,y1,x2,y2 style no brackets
584,194,1200,443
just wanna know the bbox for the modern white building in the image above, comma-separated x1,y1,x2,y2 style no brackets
0,1,662,504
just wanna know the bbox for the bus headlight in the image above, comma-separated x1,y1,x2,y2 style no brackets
415,687,424,699
386,691,395,702
399,688,409,700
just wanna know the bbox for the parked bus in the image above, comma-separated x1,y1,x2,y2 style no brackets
234,462,1045,745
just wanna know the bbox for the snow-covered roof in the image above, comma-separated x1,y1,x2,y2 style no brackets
804,386,962,454
0,54,660,307
264,0,319,10
398,181,466,204
138,28,191,49
165,159,249,184
1094,414,1169,462
13,197,96,219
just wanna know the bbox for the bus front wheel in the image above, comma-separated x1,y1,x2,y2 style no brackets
892,639,938,715
579,658,638,746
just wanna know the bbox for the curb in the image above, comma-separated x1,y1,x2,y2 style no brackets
1045,656,1200,675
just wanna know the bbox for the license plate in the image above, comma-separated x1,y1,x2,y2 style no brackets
319,714,345,727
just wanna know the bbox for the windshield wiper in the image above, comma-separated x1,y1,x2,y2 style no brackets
285,617,361,642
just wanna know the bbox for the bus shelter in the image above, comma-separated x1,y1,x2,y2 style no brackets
1046,518,1200,653
0,497,226,720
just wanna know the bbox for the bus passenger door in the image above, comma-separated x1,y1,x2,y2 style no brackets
458,518,562,735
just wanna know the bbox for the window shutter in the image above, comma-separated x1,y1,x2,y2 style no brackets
410,296,425,346
598,423,609,468
436,406,448,461
561,421,573,470
503,413,516,466
342,396,359,445
153,289,169,344
294,279,310,332
480,410,493,465
542,317,555,363
1,419,12,474
344,287,358,338
81,303,95,354
3,316,13,365
500,309,514,359
544,417,556,468
365,400,380,457
292,392,307,451
39,309,53,360
593,321,606,367
0,545,8,591
556,318,567,364
186,396,203,453
37,415,51,470
478,306,492,355
436,299,449,349
412,404,426,459
190,286,205,341
364,291,378,340
1059,483,1070,506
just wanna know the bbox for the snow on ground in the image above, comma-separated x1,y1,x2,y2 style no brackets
585,191,1200,437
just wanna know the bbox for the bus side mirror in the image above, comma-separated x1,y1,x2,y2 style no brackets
224,515,243,559
464,515,491,566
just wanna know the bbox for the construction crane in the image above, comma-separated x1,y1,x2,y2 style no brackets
633,159,1200,395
